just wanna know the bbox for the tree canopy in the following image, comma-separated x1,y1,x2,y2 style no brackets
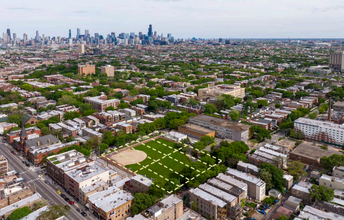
309,185,334,202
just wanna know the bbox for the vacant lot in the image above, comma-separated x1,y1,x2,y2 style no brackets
126,138,191,183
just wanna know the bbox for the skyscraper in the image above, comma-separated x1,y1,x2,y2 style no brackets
35,30,39,42
23,33,27,42
148,24,153,37
76,28,80,38
6,28,11,41
85,30,89,37
69,29,71,39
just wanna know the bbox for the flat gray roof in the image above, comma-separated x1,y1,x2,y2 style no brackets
189,115,250,132
189,188,227,208
198,183,236,203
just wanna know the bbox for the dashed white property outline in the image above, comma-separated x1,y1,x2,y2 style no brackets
103,131,222,194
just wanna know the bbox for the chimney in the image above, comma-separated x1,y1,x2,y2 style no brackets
328,97,332,121
48,139,51,145
37,141,40,147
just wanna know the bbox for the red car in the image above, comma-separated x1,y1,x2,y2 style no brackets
69,201,74,205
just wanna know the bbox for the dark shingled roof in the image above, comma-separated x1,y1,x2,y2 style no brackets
22,114,32,125
24,134,59,148
20,125,28,138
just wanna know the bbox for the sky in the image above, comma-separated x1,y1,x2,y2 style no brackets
2,0,344,39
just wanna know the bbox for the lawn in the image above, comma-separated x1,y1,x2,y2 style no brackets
126,138,191,184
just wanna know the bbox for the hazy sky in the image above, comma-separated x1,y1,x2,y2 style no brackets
2,0,344,38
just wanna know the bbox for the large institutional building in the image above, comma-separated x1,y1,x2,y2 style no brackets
294,118,344,146
329,51,344,72
198,84,245,99
188,115,251,141
85,94,120,112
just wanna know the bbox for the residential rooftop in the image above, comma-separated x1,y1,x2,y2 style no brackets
189,188,227,208
226,168,265,186
92,190,134,213
65,162,109,183
0,193,42,217
131,175,152,187
198,183,236,203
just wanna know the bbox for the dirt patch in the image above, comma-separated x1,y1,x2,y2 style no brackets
110,149,147,166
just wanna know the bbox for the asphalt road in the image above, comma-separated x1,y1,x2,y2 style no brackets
0,143,87,220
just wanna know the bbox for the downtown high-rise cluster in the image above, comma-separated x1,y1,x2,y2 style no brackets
0,24,174,47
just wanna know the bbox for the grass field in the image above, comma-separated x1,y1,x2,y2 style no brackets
126,138,191,184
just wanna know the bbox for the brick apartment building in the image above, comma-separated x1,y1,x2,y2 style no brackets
6,127,41,144
78,64,96,76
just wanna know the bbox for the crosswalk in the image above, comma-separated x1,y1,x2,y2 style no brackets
27,177,40,183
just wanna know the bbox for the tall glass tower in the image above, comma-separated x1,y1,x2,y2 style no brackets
148,24,153,37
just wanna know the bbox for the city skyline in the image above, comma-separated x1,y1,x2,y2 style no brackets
2,0,344,38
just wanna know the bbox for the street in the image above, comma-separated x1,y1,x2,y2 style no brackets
0,143,89,220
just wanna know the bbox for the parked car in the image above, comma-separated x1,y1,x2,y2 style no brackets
64,197,70,202
61,194,66,198
76,208,81,213
44,180,50,184
69,201,74,205
57,190,61,195
81,212,87,217
257,209,266,215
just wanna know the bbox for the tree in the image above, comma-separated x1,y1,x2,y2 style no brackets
259,163,284,191
250,126,271,141
117,102,129,109
8,114,22,126
320,154,344,170
319,103,329,114
309,185,334,202
204,103,218,114
257,100,269,108
200,135,215,146
21,84,33,91
191,199,198,211
57,95,76,105
283,91,294,98
275,103,281,108
165,178,180,193
229,110,240,121
63,111,80,120
259,169,273,190
194,142,205,151
103,131,114,145
188,98,199,106
99,143,109,153
8,207,32,220
80,103,95,116
168,119,185,129
244,100,258,113
148,180,165,198
278,215,288,220
105,106,115,111
308,112,318,119
132,193,157,215
288,161,307,181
